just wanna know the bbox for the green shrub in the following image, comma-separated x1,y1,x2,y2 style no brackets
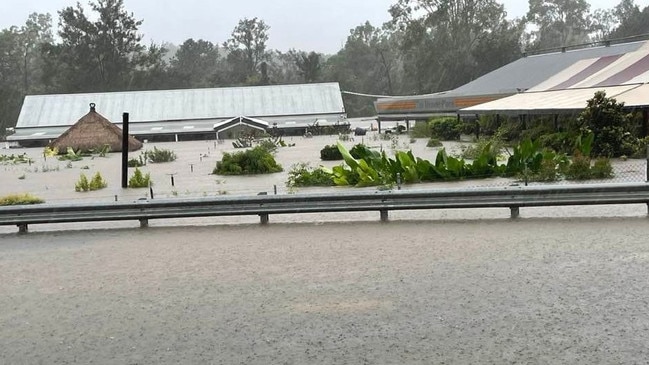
145,147,176,163
128,168,152,188
75,172,108,192
631,136,649,158
90,172,108,190
461,137,505,160
426,138,443,147
528,158,561,182
537,132,576,154
578,91,638,157
565,153,591,180
591,157,613,179
349,144,368,159
409,121,431,138
214,146,283,175
128,155,145,167
287,163,334,187
429,117,461,140
320,144,343,160
0,193,44,206
257,139,279,153
75,173,89,192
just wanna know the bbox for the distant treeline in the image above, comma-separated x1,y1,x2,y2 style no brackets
1,0,648,136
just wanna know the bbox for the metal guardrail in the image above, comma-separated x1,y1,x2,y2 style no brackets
2,183,649,233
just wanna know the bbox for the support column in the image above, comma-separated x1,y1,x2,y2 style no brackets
380,210,389,222
139,219,149,228
260,214,269,225
17,224,28,233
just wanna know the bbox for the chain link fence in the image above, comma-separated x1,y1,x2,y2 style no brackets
3,136,648,204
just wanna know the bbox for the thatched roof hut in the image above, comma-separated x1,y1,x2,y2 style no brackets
48,104,143,152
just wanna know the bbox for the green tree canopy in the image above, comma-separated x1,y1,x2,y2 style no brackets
526,0,593,50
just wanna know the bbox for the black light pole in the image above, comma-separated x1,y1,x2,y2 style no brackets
121,112,129,188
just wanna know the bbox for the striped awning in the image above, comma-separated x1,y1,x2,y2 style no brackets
529,43,649,91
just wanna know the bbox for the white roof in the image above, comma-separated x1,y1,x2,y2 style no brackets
16,83,345,129
461,85,639,114
616,84,649,107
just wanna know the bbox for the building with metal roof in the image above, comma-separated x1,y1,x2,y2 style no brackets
462,42,649,115
9,82,347,145
374,40,648,121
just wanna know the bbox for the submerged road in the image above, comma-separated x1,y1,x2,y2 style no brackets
1,218,649,364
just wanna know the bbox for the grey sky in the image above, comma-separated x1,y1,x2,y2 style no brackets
2,0,648,54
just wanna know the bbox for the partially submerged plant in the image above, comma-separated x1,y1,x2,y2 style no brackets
145,147,177,163
0,193,44,206
128,168,152,188
75,172,107,192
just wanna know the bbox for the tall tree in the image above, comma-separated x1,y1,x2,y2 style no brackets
525,0,593,50
0,27,23,135
390,0,520,93
52,0,152,92
609,0,649,39
0,13,53,135
223,17,270,85
292,51,322,83
168,38,219,88
322,22,400,116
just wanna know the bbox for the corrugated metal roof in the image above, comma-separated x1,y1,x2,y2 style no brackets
376,40,648,116
460,85,639,114
7,113,346,141
453,41,647,96
16,82,345,129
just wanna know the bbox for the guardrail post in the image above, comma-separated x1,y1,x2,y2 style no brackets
380,210,389,222
259,214,269,225
17,223,28,233
139,219,149,228
510,206,520,219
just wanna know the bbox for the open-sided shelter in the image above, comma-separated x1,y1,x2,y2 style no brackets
374,40,649,130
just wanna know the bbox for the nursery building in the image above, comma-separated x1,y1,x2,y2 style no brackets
374,39,649,130
9,82,347,146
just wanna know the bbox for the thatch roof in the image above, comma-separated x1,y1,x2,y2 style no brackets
48,104,143,152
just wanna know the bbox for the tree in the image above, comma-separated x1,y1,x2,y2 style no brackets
525,0,593,50
390,0,521,93
0,28,23,135
53,0,153,92
223,17,270,85
292,51,322,83
19,13,53,95
609,0,649,39
0,13,53,135
168,38,219,88
322,22,400,116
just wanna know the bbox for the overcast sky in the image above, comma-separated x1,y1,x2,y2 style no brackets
2,0,649,54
